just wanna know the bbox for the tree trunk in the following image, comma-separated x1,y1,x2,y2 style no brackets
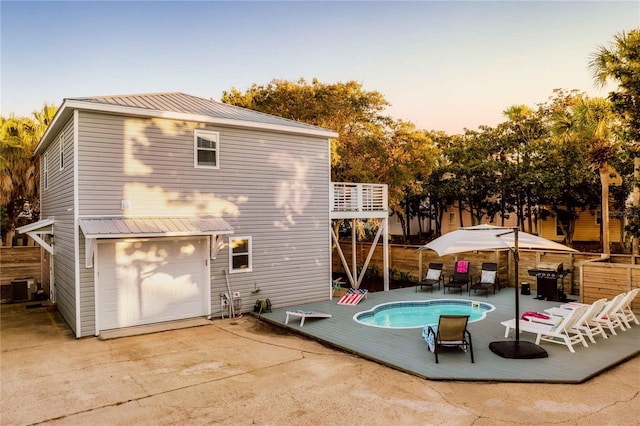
600,164,610,255
634,158,640,255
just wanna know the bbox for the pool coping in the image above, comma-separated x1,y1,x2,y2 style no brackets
353,298,495,329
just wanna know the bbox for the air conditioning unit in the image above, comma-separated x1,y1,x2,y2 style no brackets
11,277,35,302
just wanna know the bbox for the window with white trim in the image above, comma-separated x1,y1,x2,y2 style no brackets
59,135,65,170
43,154,48,189
194,130,219,169
229,236,252,273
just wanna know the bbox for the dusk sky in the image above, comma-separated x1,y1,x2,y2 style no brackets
2,1,638,134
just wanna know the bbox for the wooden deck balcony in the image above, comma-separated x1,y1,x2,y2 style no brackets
330,182,388,219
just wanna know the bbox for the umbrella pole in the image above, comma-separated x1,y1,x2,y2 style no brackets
514,228,520,343
488,227,548,359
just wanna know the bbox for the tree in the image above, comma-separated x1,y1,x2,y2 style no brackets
1,105,56,245
441,128,501,227
589,28,640,149
538,90,602,246
222,79,440,241
371,120,438,241
221,78,390,181
550,93,617,252
590,28,640,253
500,104,547,233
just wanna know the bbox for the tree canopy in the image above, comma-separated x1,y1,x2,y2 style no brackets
1,105,56,245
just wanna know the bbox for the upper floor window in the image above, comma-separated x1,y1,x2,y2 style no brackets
59,136,65,170
43,154,49,189
229,236,252,273
194,130,219,169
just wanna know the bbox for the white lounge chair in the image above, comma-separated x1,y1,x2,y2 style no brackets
501,305,589,353
614,288,639,329
590,292,628,336
545,298,608,343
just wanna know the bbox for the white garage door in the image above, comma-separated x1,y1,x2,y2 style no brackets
97,237,208,331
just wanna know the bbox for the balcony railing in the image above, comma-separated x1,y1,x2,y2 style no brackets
331,183,388,218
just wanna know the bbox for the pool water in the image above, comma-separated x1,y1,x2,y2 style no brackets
354,299,495,329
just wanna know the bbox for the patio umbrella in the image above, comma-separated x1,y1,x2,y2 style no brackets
420,224,576,256
419,225,577,359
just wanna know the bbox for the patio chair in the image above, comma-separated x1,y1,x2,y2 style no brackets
614,288,639,328
469,262,499,297
501,305,589,353
444,260,470,294
424,315,474,363
545,298,609,343
546,298,609,343
416,263,444,293
589,292,628,336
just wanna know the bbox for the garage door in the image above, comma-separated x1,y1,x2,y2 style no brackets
97,237,208,330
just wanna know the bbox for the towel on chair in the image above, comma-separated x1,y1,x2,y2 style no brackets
456,261,469,273
521,311,550,321
422,325,437,353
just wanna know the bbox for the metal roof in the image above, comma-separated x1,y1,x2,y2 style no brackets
68,92,328,132
79,216,233,238
36,92,338,155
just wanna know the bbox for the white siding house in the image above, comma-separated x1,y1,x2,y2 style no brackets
20,92,340,338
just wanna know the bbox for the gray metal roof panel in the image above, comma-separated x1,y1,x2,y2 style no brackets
79,216,234,238
67,92,329,132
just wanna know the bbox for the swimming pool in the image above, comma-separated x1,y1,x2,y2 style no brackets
354,299,495,329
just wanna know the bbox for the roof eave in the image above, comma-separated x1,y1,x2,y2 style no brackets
36,99,338,155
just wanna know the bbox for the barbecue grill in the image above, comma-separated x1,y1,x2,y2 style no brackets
527,262,569,301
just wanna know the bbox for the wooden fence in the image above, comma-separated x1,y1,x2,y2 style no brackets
0,247,42,286
581,259,640,311
333,242,639,311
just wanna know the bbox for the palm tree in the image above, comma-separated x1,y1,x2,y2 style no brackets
589,28,640,254
0,104,56,245
551,95,616,253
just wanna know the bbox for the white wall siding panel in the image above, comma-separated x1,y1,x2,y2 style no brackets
40,118,78,334
76,111,330,321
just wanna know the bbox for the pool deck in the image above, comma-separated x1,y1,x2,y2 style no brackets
256,286,640,383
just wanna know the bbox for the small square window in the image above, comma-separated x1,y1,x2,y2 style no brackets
194,130,219,169
229,236,252,273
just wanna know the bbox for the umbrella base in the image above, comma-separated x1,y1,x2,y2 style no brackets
489,341,548,359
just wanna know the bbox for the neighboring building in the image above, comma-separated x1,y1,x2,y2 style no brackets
538,209,622,245
19,92,340,338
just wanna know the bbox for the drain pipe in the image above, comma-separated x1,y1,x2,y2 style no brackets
223,268,235,318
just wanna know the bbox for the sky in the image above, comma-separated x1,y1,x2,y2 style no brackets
2,1,639,134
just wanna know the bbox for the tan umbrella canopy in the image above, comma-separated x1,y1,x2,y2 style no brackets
419,225,576,359
419,224,577,256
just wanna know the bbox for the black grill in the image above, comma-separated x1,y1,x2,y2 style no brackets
527,262,568,301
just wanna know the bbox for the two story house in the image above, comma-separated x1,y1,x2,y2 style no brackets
19,92,340,338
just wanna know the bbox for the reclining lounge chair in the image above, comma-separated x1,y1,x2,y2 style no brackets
416,263,444,293
424,315,474,363
469,262,499,297
444,261,470,294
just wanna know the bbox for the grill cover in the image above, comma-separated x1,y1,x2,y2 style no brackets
535,262,563,272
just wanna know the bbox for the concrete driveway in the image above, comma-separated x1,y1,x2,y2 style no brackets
1,302,639,425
